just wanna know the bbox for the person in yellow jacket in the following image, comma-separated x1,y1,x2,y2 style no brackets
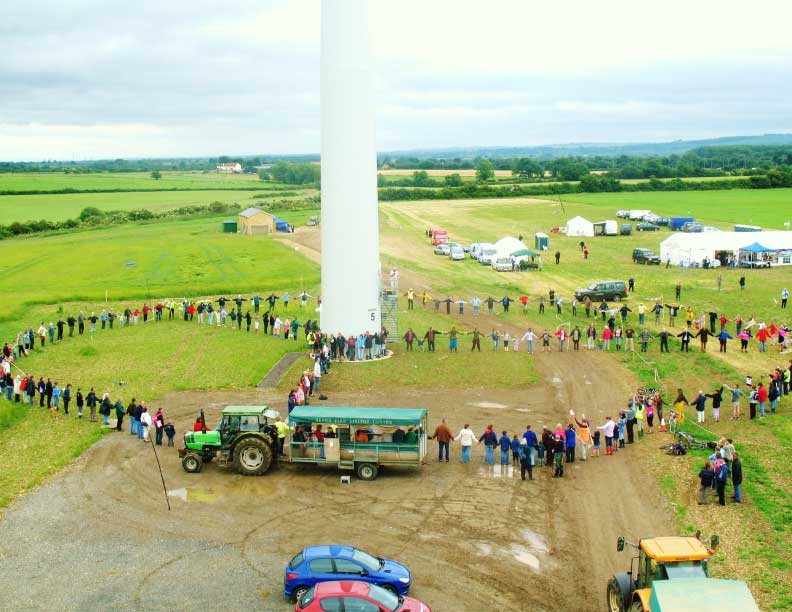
674,388,689,426
274,416,293,457
405,289,415,310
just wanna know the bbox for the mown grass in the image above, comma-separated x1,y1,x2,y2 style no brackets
0,216,320,336
0,171,295,193
539,188,792,229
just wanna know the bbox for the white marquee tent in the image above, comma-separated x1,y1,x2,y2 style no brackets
659,231,792,266
565,215,595,237
493,236,528,257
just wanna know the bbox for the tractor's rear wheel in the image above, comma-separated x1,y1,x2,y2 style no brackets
607,578,624,612
182,453,203,473
234,438,273,476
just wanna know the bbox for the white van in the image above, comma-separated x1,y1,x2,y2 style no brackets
469,243,481,259
492,257,513,272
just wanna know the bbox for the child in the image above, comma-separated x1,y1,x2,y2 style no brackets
553,436,564,477
511,336,519,352
503,332,511,351
618,412,627,448
537,442,546,467
254,316,260,334
164,422,176,447
592,430,601,457
510,434,521,465
748,386,758,420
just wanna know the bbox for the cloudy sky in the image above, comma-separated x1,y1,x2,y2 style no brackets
2,0,792,160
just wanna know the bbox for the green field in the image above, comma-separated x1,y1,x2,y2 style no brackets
0,189,272,223
0,171,291,193
0,216,320,337
1,176,791,606
544,188,792,229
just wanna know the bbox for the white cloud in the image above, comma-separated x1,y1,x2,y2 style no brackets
1,0,792,159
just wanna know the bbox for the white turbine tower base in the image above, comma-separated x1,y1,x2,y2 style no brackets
319,0,381,338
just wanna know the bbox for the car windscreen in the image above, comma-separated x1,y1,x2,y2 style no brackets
664,562,707,579
483,249,496,255
366,584,401,611
587,283,598,290
352,549,382,571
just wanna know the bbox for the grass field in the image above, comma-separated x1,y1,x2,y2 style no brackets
0,216,320,337
544,188,792,229
1,179,791,606
0,171,295,193
0,189,275,223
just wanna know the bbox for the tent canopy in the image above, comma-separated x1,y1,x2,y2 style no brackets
740,242,774,253
494,236,527,256
565,215,594,237
289,406,427,426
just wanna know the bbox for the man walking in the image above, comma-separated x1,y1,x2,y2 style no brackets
432,418,454,463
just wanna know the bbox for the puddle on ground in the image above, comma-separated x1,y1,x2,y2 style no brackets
513,549,541,569
475,542,492,556
169,480,276,503
520,528,549,553
470,401,509,409
477,464,516,479
551,377,562,384
516,408,530,413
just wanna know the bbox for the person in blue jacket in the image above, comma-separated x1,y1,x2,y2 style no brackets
564,424,577,462
519,442,535,481
510,434,521,465
498,431,511,466
522,424,538,448
478,425,498,465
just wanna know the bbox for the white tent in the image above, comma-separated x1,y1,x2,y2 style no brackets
493,236,527,257
565,215,595,237
659,231,792,266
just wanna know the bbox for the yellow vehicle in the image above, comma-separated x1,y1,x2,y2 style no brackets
607,535,759,612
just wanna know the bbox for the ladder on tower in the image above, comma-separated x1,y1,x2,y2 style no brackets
380,292,398,342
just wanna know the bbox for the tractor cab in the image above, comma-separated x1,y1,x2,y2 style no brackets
217,406,279,441
609,535,719,612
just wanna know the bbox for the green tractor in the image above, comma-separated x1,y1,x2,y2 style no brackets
178,405,279,476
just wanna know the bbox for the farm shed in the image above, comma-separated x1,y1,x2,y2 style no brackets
659,231,792,267
565,216,595,237
238,207,276,235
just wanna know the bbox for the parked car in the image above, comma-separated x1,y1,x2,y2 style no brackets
478,246,498,265
682,222,703,233
636,222,660,232
295,581,430,612
643,213,661,224
655,217,670,227
449,245,465,260
433,243,450,255
574,280,628,302
469,243,481,259
632,248,661,265
284,546,412,601
616,210,631,219
492,256,514,272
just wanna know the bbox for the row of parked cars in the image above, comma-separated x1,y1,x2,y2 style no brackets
434,241,516,271
285,545,429,611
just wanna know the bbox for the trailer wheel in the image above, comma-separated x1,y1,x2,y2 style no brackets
356,462,378,481
182,453,203,473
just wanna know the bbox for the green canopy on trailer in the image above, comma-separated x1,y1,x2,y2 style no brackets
649,578,759,612
289,407,427,426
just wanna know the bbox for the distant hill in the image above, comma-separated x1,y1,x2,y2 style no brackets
381,134,792,160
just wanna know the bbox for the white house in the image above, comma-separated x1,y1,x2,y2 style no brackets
565,215,595,237
217,162,242,174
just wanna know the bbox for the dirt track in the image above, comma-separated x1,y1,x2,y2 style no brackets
0,348,671,612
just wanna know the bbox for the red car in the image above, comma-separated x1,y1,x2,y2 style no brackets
296,580,430,612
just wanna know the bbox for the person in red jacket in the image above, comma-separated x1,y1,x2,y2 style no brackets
193,416,205,432
757,382,769,417
756,326,770,352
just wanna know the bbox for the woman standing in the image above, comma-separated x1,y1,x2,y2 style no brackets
706,387,724,423
697,460,715,504
673,388,689,426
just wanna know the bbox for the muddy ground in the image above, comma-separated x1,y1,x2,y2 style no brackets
0,351,672,612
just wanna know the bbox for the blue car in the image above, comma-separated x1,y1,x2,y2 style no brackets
284,545,412,601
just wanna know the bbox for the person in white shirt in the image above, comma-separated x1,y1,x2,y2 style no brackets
596,417,616,455
313,358,322,393
140,406,153,442
521,329,536,354
454,424,477,464
274,317,282,337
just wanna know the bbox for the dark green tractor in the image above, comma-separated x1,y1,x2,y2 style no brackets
178,405,279,477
